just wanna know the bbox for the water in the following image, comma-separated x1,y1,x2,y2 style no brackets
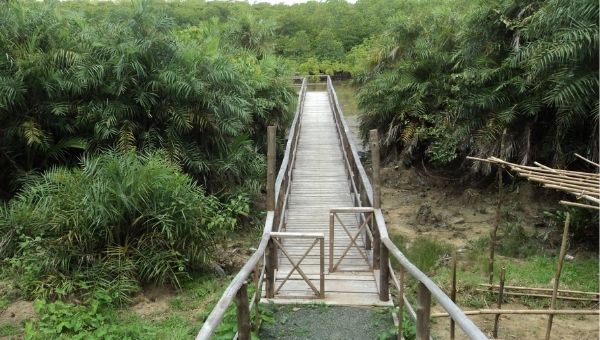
332,80,365,151
332,80,361,117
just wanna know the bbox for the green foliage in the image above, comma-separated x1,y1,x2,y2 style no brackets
0,0,295,197
406,237,454,274
543,207,599,247
0,152,242,303
0,324,19,337
357,0,599,172
24,295,199,339
400,311,416,340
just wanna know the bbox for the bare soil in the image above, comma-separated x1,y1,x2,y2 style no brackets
0,300,34,339
379,164,599,340
380,164,551,248
431,303,599,340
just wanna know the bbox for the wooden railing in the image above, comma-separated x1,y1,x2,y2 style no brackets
326,76,488,340
195,78,307,340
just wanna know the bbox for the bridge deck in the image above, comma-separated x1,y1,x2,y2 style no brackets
263,91,392,306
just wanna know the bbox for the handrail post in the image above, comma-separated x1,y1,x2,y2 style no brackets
416,282,432,340
370,130,381,269
235,282,251,340
267,126,276,213
379,245,390,301
329,212,334,272
266,126,277,298
265,239,275,298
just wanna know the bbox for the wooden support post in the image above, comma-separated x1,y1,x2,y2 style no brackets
265,239,275,298
319,237,325,298
253,265,260,331
416,282,431,340
545,212,570,340
493,267,506,338
450,253,457,340
370,129,381,208
329,212,334,272
489,131,506,285
397,268,405,340
266,126,276,212
364,195,372,250
370,129,381,269
235,282,251,340
379,245,390,301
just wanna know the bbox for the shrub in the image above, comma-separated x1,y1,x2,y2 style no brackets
406,237,454,274
0,151,241,304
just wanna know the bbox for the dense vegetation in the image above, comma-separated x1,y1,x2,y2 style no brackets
357,0,598,173
0,0,298,311
0,1,295,199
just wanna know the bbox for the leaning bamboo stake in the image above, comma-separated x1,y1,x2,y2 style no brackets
493,267,506,338
450,253,457,340
545,212,570,340
431,309,600,317
559,200,600,210
489,132,505,285
574,153,600,167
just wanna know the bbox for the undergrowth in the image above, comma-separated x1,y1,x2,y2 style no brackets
0,152,250,305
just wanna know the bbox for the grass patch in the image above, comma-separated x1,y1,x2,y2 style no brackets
433,250,599,308
389,233,454,274
0,324,19,337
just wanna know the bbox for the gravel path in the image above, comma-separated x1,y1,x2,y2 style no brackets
260,304,395,340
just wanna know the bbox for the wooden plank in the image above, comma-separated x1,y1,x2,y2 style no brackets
267,90,383,307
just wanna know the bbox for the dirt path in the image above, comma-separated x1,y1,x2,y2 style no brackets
260,305,394,340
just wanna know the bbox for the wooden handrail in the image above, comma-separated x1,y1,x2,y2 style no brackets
326,76,488,340
196,78,307,340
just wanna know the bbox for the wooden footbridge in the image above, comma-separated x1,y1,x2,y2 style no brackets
197,77,488,340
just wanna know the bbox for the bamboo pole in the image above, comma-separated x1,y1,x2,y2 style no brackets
475,289,597,302
527,175,599,190
468,156,600,179
431,309,600,317
545,212,570,340
489,132,505,285
522,172,599,185
450,253,457,340
541,183,599,197
574,153,600,167
559,200,600,210
478,284,600,297
492,267,506,338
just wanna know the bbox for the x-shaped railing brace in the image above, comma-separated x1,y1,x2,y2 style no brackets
270,232,325,298
329,207,374,272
